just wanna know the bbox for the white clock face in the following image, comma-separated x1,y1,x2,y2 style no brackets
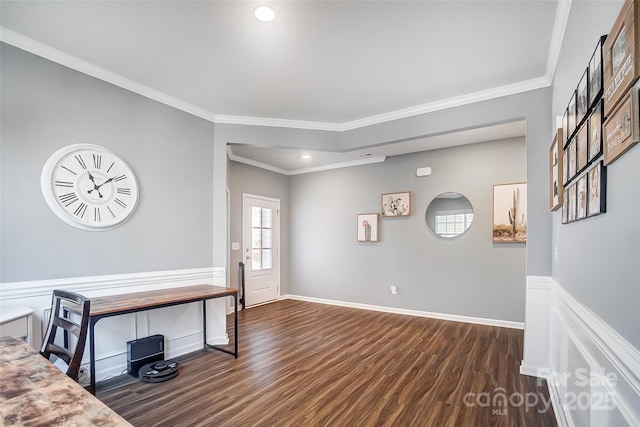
41,144,139,231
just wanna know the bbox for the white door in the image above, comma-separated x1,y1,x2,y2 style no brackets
242,194,280,306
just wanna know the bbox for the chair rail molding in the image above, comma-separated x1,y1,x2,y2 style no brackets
0,267,229,386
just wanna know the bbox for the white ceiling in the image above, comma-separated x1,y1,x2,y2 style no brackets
0,1,564,172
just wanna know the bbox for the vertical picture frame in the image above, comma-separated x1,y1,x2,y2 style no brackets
562,109,569,147
568,91,577,139
568,138,577,181
577,68,589,126
589,35,606,107
549,129,564,211
357,213,379,242
492,182,527,243
567,183,577,222
588,100,603,163
577,122,589,173
603,84,640,166
562,145,569,186
587,161,607,217
561,194,569,224
381,192,411,217
576,175,588,220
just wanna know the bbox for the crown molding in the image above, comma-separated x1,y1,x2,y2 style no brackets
545,0,572,84
2,4,568,133
215,114,341,132
227,145,386,175
0,27,216,123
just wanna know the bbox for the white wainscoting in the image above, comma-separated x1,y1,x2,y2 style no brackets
521,276,640,427
0,267,228,384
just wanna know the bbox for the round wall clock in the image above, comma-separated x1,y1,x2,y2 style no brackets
41,144,139,231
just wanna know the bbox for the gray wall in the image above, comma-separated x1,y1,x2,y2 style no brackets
0,44,215,282
288,138,527,321
227,160,290,294
551,0,639,347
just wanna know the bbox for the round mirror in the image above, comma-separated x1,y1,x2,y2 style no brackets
425,192,474,238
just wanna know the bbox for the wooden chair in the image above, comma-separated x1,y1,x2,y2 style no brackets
40,290,90,382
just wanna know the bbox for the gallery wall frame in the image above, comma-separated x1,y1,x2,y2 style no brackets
577,122,589,174
549,128,564,211
576,175,588,220
577,68,590,126
589,36,606,108
381,192,411,217
588,100,603,163
603,81,640,165
492,182,527,243
587,161,607,217
357,213,379,242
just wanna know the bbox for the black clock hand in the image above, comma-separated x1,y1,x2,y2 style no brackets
95,176,115,191
86,172,104,198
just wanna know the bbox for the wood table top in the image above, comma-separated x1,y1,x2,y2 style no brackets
0,336,132,426
88,284,239,317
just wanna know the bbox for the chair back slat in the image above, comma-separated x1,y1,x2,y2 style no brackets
40,289,90,383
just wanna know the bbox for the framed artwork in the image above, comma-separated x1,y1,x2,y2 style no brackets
567,183,577,222
587,161,607,217
381,192,411,217
603,87,639,165
577,68,589,126
603,1,636,115
576,175,587,220
568,138,577,181
549,129,564,211
568,91,577,140
561,194,568,224
357,213,379,242
562,109,569,147
562,145,569,186
492,182,527,243
577,122,589,173
589,36,605,107
588,100,603,162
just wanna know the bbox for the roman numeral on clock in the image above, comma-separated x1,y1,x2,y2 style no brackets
93,153,102,169
55,180,74,188
117,188,131,195
94,207,101,222
114,198,127,208
59,193,78,207
113,174,127,182
75,154,87,170
74,202,87,218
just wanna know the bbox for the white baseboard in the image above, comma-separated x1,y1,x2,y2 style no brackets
280,294,524,329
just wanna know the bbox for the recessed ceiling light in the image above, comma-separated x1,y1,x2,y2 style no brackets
301,154,312,160
255,6,275,22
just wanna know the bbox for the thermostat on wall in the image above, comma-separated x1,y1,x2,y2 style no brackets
416,167,432,177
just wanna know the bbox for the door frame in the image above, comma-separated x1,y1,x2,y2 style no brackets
242,193,281,306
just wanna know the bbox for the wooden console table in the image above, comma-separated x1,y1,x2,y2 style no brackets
87,284,239,394
0,336,131,426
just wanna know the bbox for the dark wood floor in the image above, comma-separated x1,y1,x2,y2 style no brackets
99,299,557,426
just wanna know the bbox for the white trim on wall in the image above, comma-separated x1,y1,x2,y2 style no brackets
281,294,524,330
0,267,224,301
521,276,640,427
1,1,570,133
0,267,229,385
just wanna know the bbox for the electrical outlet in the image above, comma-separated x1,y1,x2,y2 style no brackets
390,285,398,295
